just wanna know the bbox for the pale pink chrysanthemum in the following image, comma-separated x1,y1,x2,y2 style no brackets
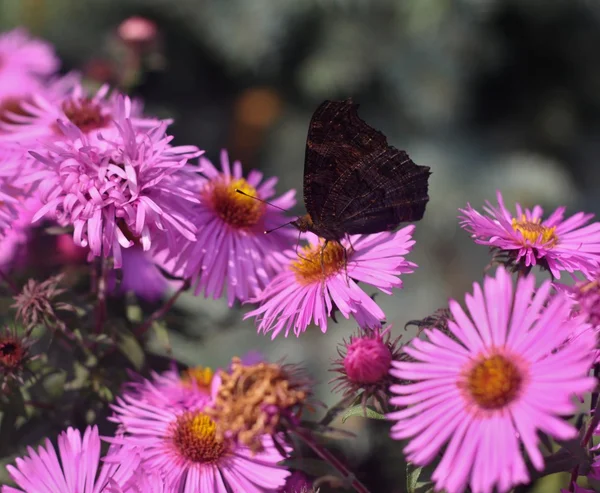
26,105,202,267
388,266,596,493
123,363,214,411
245,226,417,338
170,150,296,306
459,190,600,279
108,395,290,492
0,28,59,79
2,425,138,493
0,82,156,147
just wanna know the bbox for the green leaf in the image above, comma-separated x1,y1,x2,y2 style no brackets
117,333,145,371
341,405,386,423
407,462,437,493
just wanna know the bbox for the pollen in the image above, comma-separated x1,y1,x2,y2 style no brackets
204,178,266,229
511,215,558,246
291,241,346,285
180,366,214,390
463,353,525,410
60,97,110,134
171,412,227,463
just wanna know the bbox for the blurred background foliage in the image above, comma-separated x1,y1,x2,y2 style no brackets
1,0,600,491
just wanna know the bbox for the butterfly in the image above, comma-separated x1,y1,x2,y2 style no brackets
292,99,431,245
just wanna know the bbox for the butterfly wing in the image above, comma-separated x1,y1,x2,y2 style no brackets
304,99,430,236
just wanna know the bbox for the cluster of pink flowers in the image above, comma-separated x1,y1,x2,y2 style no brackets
3,363,290,492
0,28,419,330
3,27,600,493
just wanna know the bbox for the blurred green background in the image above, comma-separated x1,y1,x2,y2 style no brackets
2,0,600,491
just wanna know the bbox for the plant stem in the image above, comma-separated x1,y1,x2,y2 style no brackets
582,382,600,448
94,257,108,334
294,428,372,493
134,280,190,337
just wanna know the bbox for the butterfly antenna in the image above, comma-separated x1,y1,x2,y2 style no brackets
264,220,296,234
234,189,288,212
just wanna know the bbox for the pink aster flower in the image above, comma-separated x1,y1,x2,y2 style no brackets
123,363,214,411
170,150,296,306
27,105,201,267
108,394,290,492
245,226,417,338
2,425,138,493
388,266,596,493
124,472,166,493
460,191,600,279
0,28,59,79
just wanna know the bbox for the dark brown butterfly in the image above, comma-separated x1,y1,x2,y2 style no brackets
292,99,431,243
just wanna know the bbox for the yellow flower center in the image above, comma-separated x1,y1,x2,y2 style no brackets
204,178,265,229
463,353,524,410
180,366,214,390
171,412,226,463
511,215,558,246
291,241,346,285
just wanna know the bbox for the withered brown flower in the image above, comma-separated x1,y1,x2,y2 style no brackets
206,357,312,454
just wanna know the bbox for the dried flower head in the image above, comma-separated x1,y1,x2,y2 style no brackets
330,327,402,411
0,326,33,392
12,274,71,329
207,357,312,453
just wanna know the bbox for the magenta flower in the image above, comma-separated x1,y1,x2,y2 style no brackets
171,150,296,306
0,28,59,79
388,266,596,493
245,226,417,338
108,395,290,492
460,191,600,279
27,105,202,267
123,364,214,411
2,425,138,493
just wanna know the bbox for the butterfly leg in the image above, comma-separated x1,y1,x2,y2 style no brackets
320,240,329,297
294,229,311,262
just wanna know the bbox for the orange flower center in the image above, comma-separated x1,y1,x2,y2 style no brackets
171,412,226,463
60,97,110,134
204,178,265,229
511,215,558,246
463,353,525,410
291,241,346,285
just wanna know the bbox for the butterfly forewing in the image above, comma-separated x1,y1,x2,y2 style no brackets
302,99,430,240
